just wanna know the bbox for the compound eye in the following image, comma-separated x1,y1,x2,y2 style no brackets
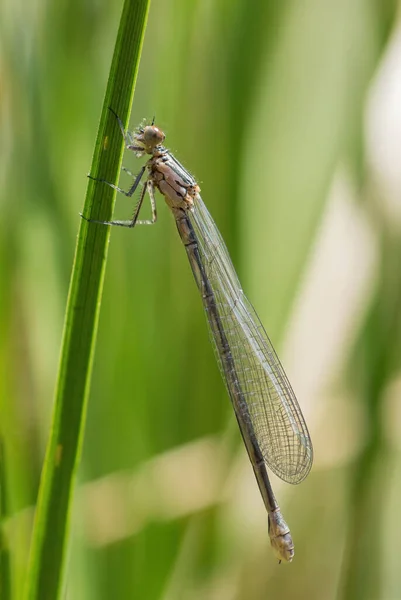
143,126,165,147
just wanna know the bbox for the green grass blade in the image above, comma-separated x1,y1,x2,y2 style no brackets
23,1,151,598
0,437,12,600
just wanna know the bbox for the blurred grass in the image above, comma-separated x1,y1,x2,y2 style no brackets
0,0,400,599
340,233,401,600
0,438,11,600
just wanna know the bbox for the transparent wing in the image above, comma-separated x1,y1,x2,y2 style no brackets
188,195,313,484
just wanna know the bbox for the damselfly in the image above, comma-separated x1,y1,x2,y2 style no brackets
84,109,313,562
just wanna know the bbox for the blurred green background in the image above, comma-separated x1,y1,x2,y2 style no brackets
2,0,401,598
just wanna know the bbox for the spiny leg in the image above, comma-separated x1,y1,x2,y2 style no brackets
81,180,157,228
83,109,157,228
87,165,146,198
108,107,143,153
121,166,135,178
139,180,157,225
108,106,134,145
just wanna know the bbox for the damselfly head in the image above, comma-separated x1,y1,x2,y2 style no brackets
135,125,165,153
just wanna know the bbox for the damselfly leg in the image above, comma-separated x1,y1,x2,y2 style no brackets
84,108,159,227
83,178,157,228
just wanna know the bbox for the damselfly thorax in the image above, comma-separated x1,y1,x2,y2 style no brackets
148,150,200,214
